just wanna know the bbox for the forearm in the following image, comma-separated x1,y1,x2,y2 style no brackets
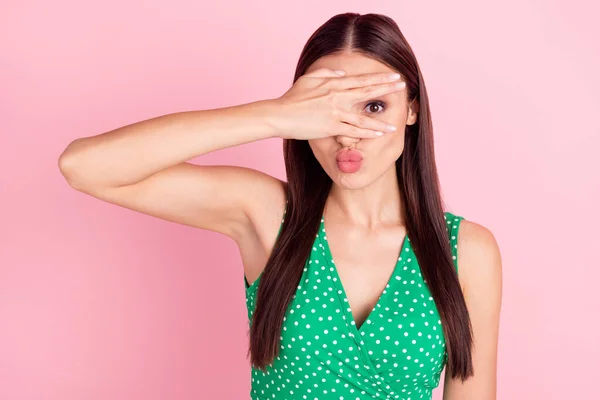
58,99,280,189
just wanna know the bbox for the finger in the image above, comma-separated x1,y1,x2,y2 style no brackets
347,80,407,103
336,122,386,139
338,110,397,134
330,71,402,90
304,68,346,79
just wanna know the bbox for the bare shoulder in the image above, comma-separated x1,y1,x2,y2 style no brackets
235,169,287,287
238,167,288,246
444,219,502,397
456,219,503,295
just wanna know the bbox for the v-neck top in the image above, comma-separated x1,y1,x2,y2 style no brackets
244,209,464,400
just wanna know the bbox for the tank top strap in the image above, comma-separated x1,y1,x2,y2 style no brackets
444,211,464,275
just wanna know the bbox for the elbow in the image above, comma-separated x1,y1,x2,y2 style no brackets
58,140,86,190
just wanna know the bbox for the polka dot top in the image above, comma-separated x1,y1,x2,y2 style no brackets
244,209,464,400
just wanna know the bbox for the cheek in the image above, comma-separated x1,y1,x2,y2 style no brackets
307,139,330,165
380,104,408,128
373,132,405,158
307,139,322,156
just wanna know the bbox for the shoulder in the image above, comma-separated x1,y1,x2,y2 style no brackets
237,171,288,250
442,216,502,396
235,175,287,287
455,216,503,300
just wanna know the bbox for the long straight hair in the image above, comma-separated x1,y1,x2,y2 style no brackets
248,12,474,381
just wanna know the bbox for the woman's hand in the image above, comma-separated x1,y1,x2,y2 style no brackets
271,68,406,140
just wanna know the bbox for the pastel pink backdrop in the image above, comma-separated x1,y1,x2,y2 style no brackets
1,1,598,399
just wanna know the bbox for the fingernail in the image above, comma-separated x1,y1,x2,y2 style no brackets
389,73,401,80
387,124,397,132
375,131,384,136
395,82,406,88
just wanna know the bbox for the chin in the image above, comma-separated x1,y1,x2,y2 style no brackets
328,165,373,190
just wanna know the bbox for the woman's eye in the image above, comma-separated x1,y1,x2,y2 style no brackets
364,100,386,114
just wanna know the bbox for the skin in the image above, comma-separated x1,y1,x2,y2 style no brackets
306,51,503,399
59,49,501,400
307,51,418,195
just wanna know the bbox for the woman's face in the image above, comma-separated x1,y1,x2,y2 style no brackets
306,51,418,190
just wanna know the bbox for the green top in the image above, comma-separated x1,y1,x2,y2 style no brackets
245,208,464,400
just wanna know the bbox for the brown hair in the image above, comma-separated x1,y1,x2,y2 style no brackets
248,12,474,381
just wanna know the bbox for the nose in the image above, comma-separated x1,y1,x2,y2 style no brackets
335,135,361,148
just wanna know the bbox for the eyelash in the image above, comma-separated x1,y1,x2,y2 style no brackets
364,100,387,114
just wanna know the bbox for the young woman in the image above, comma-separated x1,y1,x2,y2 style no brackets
58,12,502,400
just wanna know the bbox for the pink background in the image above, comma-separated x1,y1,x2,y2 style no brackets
1,1,599,399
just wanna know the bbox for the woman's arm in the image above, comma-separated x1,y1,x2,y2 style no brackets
443,220,503,400
58,69,402,242
57,99,286,242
